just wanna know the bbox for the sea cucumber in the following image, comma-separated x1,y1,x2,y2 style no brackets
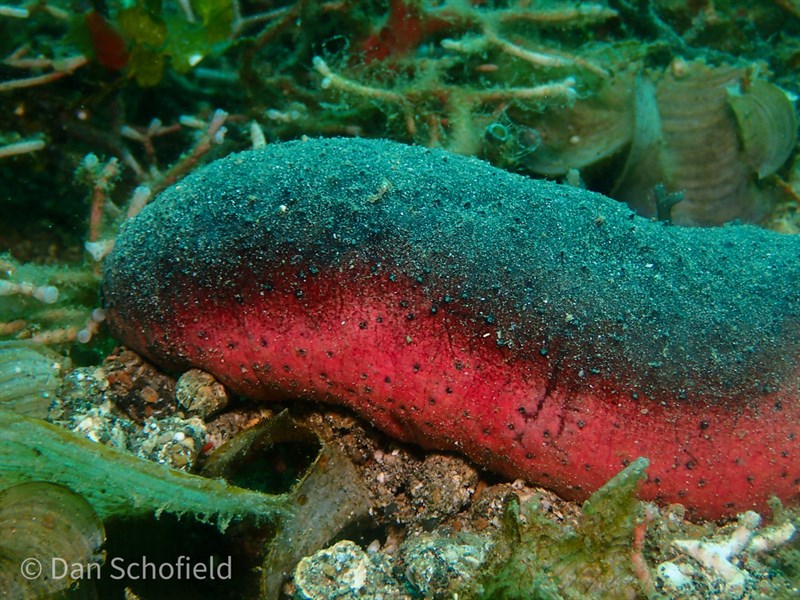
103,137,800,520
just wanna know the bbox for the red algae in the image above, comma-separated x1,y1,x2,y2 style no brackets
85,11,129,71
103,138,800,520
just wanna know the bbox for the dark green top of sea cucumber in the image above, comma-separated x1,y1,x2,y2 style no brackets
105,137,800,405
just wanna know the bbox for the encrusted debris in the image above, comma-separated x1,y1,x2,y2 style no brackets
47,354,220,471
175,368,229,418
401,531,496,598
657,511,798,599
293,540,403,600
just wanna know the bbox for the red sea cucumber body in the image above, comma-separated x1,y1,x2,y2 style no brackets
103,138,800,520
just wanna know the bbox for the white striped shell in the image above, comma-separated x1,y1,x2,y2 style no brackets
0,342,68,417
0,482,105,598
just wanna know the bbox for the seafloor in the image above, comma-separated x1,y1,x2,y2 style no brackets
1,1,800,598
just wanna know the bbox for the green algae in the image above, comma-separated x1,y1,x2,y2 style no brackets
0,410,290,529
70,0,237,86
484,457,649,599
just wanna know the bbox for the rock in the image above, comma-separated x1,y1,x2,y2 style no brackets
293,540,403,599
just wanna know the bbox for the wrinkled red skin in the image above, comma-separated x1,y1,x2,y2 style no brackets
105,139,800,522
114,264,800,522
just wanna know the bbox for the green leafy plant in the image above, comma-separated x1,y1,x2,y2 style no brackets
118,0,235,86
